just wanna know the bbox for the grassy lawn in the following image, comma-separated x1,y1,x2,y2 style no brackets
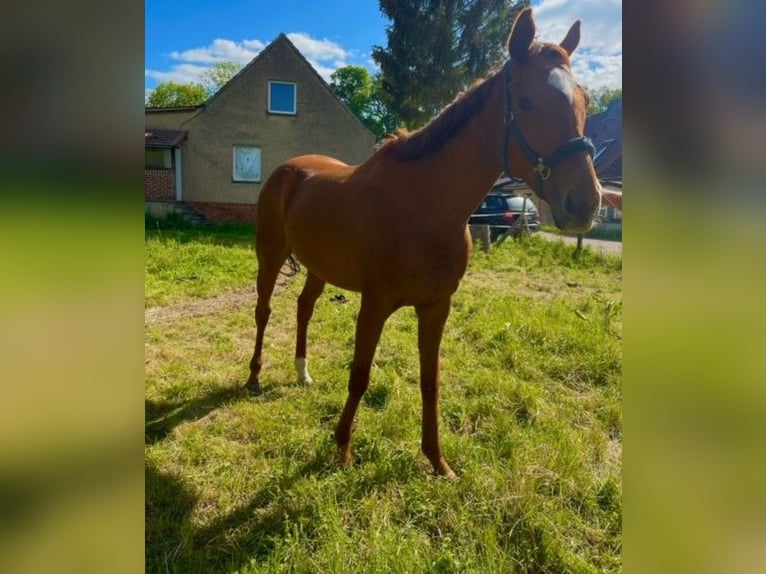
145,225,622,573
145,218,256,307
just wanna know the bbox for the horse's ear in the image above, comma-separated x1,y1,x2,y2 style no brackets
508,7,535,61
560,20,581,56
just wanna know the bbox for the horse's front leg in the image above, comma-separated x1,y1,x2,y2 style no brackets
415,297,456,479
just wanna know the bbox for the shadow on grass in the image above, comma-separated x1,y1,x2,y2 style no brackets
145,379,312,445
145,385,249,444
145,217,255,249
145,448,336,574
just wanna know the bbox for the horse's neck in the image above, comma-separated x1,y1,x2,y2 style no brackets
406,82,506,229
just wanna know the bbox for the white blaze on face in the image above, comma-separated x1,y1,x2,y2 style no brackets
547,67,575,105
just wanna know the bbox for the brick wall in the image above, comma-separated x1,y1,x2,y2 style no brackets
187,201,257,224
145,169,174,200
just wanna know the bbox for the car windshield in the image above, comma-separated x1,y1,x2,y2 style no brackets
504,196,537,212
482,196,507,210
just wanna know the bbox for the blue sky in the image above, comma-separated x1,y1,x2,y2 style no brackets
145,0,621,97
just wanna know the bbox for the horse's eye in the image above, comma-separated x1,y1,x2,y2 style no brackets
545,49,565,63
518,98,533,111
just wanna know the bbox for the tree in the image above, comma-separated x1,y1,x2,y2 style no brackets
200,61,242,96
145,61,243,108
373,0,530,128
587,87,622,115
146,81,207,107
330,66,374,118
329,66,401,140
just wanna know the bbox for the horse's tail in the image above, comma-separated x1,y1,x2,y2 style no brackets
284,254,301,276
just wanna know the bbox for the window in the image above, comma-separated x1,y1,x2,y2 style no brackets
232,145,261,182
145,148,171,169
484,196,506,210
268,81,296,114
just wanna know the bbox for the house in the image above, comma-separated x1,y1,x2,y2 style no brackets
585,97,622,221
145,34,377,224
586,97,622,186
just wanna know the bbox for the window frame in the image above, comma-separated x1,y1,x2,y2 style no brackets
268,81,297,115
232,145,262,183
145,148,172,169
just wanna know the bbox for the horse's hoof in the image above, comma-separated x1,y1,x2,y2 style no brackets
296,375,313,386
338,449,353,469
245,381,262,396
434,461,458,480
440,468,458,481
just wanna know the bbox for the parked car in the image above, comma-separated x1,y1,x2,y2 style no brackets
469,193,540,241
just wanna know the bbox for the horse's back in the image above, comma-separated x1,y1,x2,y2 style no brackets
256,154,369,289
284,154,351,173
256,154,352,228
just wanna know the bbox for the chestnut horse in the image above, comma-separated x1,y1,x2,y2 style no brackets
247,8,601,478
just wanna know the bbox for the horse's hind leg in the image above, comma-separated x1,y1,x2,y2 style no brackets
295,272,325,384
246,243,289,394
335,293,393,466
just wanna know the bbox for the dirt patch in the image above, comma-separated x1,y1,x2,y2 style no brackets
145,264,297,325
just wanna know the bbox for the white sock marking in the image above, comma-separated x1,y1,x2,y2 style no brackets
295,357,312,385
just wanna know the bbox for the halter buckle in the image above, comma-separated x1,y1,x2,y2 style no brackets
533,158,551,181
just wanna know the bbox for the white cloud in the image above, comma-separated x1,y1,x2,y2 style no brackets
286,33,348,62
146,33,351,88
302,60,337,82
145,63,210,85
170,38,265,65
286,33,351,80
533,0,622,90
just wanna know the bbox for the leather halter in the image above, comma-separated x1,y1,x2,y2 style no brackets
501,59,596,199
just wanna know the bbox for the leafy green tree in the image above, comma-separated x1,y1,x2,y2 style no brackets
330,66,401,140
145,61,242,108
146,81,207,107
200,61,242,96
373,0,530,128
331,66,374,118
587,87,622,115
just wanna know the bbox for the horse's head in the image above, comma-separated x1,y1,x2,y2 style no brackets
501,8,601,233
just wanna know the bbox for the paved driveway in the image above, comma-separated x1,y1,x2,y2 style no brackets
538,231,622,256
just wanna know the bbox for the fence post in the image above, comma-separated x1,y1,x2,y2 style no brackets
470,225,491,252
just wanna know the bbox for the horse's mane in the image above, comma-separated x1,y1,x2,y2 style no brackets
379,67,504,162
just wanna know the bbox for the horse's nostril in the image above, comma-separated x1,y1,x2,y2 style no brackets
562,188,578,217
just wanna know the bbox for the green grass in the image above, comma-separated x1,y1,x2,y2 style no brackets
146,227,621,573
145,220,256,307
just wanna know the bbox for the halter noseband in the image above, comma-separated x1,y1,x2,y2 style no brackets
501,60,596,198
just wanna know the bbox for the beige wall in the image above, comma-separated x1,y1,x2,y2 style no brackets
148,36,376,206
144,108,198,129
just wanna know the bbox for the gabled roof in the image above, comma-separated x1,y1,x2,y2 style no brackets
145,105,202,113
585,98,622,183
200,34,287,109
197,34,373,137
145,128,188,148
